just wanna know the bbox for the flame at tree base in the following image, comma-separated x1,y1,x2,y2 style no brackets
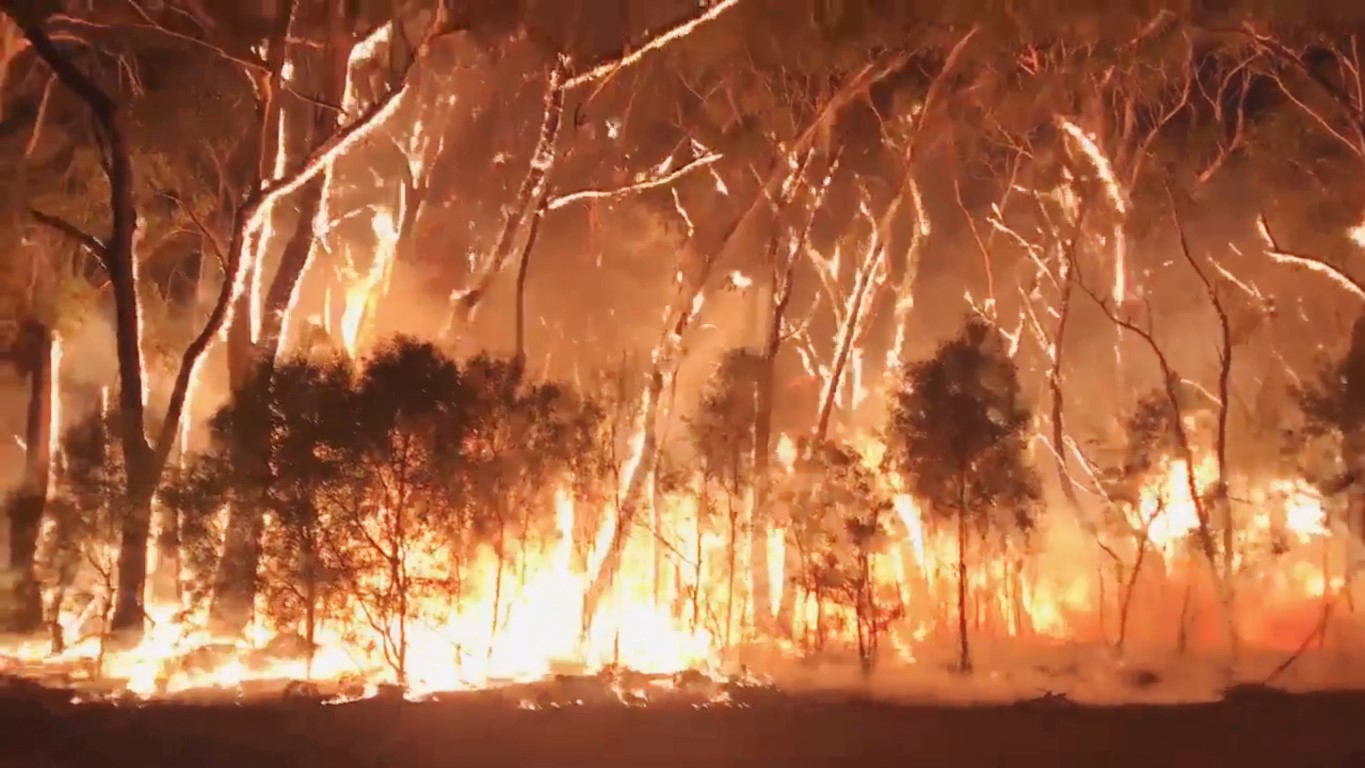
1,442,1361,704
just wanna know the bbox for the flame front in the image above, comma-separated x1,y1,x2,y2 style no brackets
2,422,1349,700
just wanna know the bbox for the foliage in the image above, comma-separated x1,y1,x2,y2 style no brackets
690,347,762,490
886,315,1040,672
1095,389,1182,511
887,315,1041,536
1285,314,1365,499
159,335,608,679
774,440,899,664
41,406,129,647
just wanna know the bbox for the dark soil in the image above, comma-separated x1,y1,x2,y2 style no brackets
3,686,1364,767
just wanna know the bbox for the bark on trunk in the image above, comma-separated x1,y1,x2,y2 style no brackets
209,179,323,635
750,342,776,633
1116,534,1149,655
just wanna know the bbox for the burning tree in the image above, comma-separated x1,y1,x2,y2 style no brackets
690,348,761,649
163,354,358,672
1093,390,1184,653
1288,314,1365,550
455,354,604,652
887,316,1041,674
44,403,129,664
331,337,466,685
774,440,898,671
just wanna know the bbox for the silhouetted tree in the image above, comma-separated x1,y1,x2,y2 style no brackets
166,354,359,671
1287,314,1365,553
690,348,761,647
45,406,127,667
774,440,898,665
456,354,603,649
887,316,1040,674
1094,389,1181,653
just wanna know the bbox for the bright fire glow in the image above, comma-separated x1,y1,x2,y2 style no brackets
0,420,1345,700
339,209,399,357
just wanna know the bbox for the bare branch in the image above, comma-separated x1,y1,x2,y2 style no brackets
563,0,743,90
257,80,410,207
27,208,107,260
1170,186,1234,576
1248,26,1365,132
152,13,444,469
444,58,568,337
1074,273,1217,562
48,10,267,74
22,71,55,158
1196,57,1253,185
1255,213,1365,300
546,153,723,211
159,190,226,270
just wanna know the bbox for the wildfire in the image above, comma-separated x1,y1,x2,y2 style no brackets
0,420,1347,702
338,209,399,357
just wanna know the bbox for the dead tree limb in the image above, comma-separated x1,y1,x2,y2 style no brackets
1255,214,1365,301
443,58,567,342
562,0,744,91
1075,275,1229,645
1170,185,1239,657
546,153,723,211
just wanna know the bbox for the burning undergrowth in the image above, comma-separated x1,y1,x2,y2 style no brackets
1,317,1358,709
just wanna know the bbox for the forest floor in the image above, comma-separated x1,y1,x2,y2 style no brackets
4,683,1365,767
5,639,1365,766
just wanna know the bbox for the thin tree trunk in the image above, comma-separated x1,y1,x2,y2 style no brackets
7,321,53,632
1116,537,1149,655
579,62,882,635
725,490,738,650
1176,580,1193,655
211,0,345,634
1171,194,1239,660
956,479,971,674
446,64,565,344
512,202,548,369
813,228,884,444
303,526,317,679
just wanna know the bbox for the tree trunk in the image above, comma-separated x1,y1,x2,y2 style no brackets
209,178,324,635
111,477,156,632
813,227,884,444
750,288,782,635
580,230,724,635
956,479,971,674
210,0,344,634
725,491,738,650
512,201,547,369
445,64,565,344
7,321,53,632
1116,533,1150,655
